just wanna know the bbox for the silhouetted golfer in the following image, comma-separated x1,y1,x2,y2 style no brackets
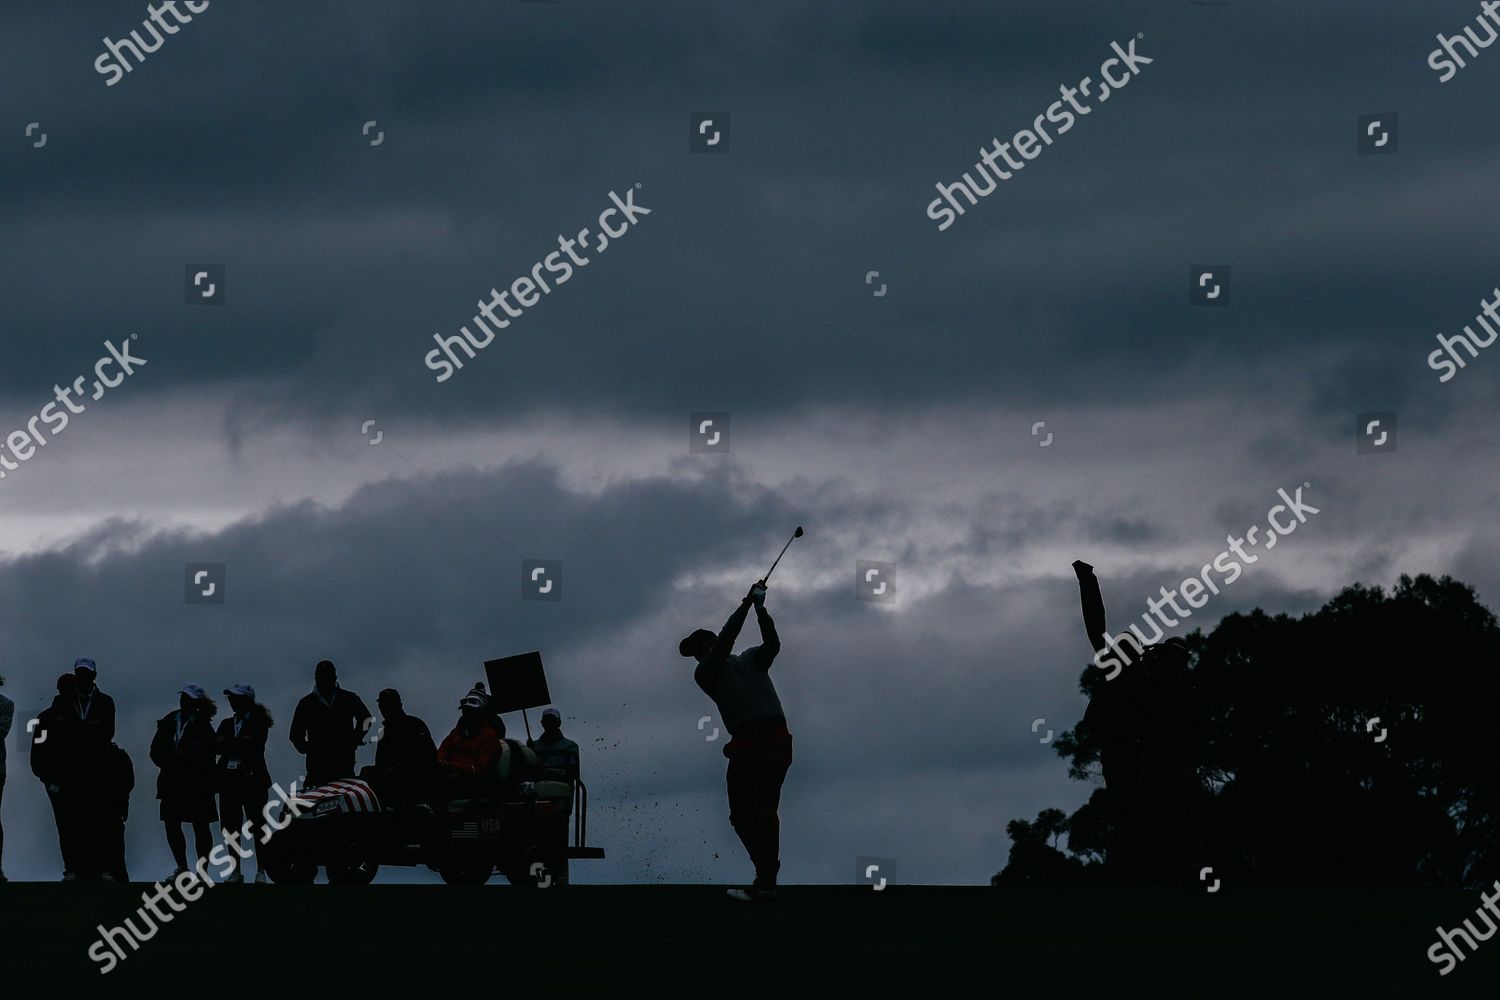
32,673,88,881
1073,560,1196,885
289,660,373,788
370,688,438,805
150,685,219,879
216,684,274,882
682,579,793,901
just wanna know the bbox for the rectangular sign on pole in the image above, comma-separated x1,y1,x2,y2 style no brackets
483,650,552,713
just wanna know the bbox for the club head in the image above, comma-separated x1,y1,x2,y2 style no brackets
793,526,804,538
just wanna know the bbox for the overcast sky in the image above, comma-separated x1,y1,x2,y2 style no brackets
1,0,1497,885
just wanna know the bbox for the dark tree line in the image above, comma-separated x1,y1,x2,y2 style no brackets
996,574,1500,888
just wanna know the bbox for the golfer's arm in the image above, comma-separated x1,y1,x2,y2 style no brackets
0,699,12,743
710,602,751,662
756,606,780,663
1075,562,1109,654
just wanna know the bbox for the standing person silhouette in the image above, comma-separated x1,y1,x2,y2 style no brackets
289,660,373,788
32,674,88,880
0,674,13,882
150,685,218,879
681,580,793,902
216,684,274,883
72,658,116,879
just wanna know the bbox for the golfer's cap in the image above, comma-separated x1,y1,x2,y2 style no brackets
460,694,486,710
73,657,97,676
679,629,715,657
224,683,255,699
180,684,207,700
541,707,561,723
378,688,401,703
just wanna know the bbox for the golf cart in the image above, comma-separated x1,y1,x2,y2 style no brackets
262,651,605,885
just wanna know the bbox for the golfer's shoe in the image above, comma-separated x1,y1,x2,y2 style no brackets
254,870,270,884
62,871,79,882
726,886,778,902
99,872,117,883
224,871,245,884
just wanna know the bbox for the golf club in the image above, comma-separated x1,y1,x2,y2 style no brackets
763,526,804,583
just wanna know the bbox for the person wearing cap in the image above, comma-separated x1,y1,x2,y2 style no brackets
680,579,793,902
370,689,438,806
215,684,274,883
31,673,89,880
436,691,503,795
0,674,13,882
150,686,219,878
528,707,579,786
289,660,374,788
72,657,116,750
72,658,117,879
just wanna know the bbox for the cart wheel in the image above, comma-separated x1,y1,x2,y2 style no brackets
326,842,379,885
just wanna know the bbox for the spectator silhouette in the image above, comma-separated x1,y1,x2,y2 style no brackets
72,658,118,880
32,673,89,880
682,579,793,902
369,688,438,806
529,707,579,786
289,660,373,788
437,691,502,796
99,740,134,882
0,673,12,882
150,686,218,878
215,684,273,883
